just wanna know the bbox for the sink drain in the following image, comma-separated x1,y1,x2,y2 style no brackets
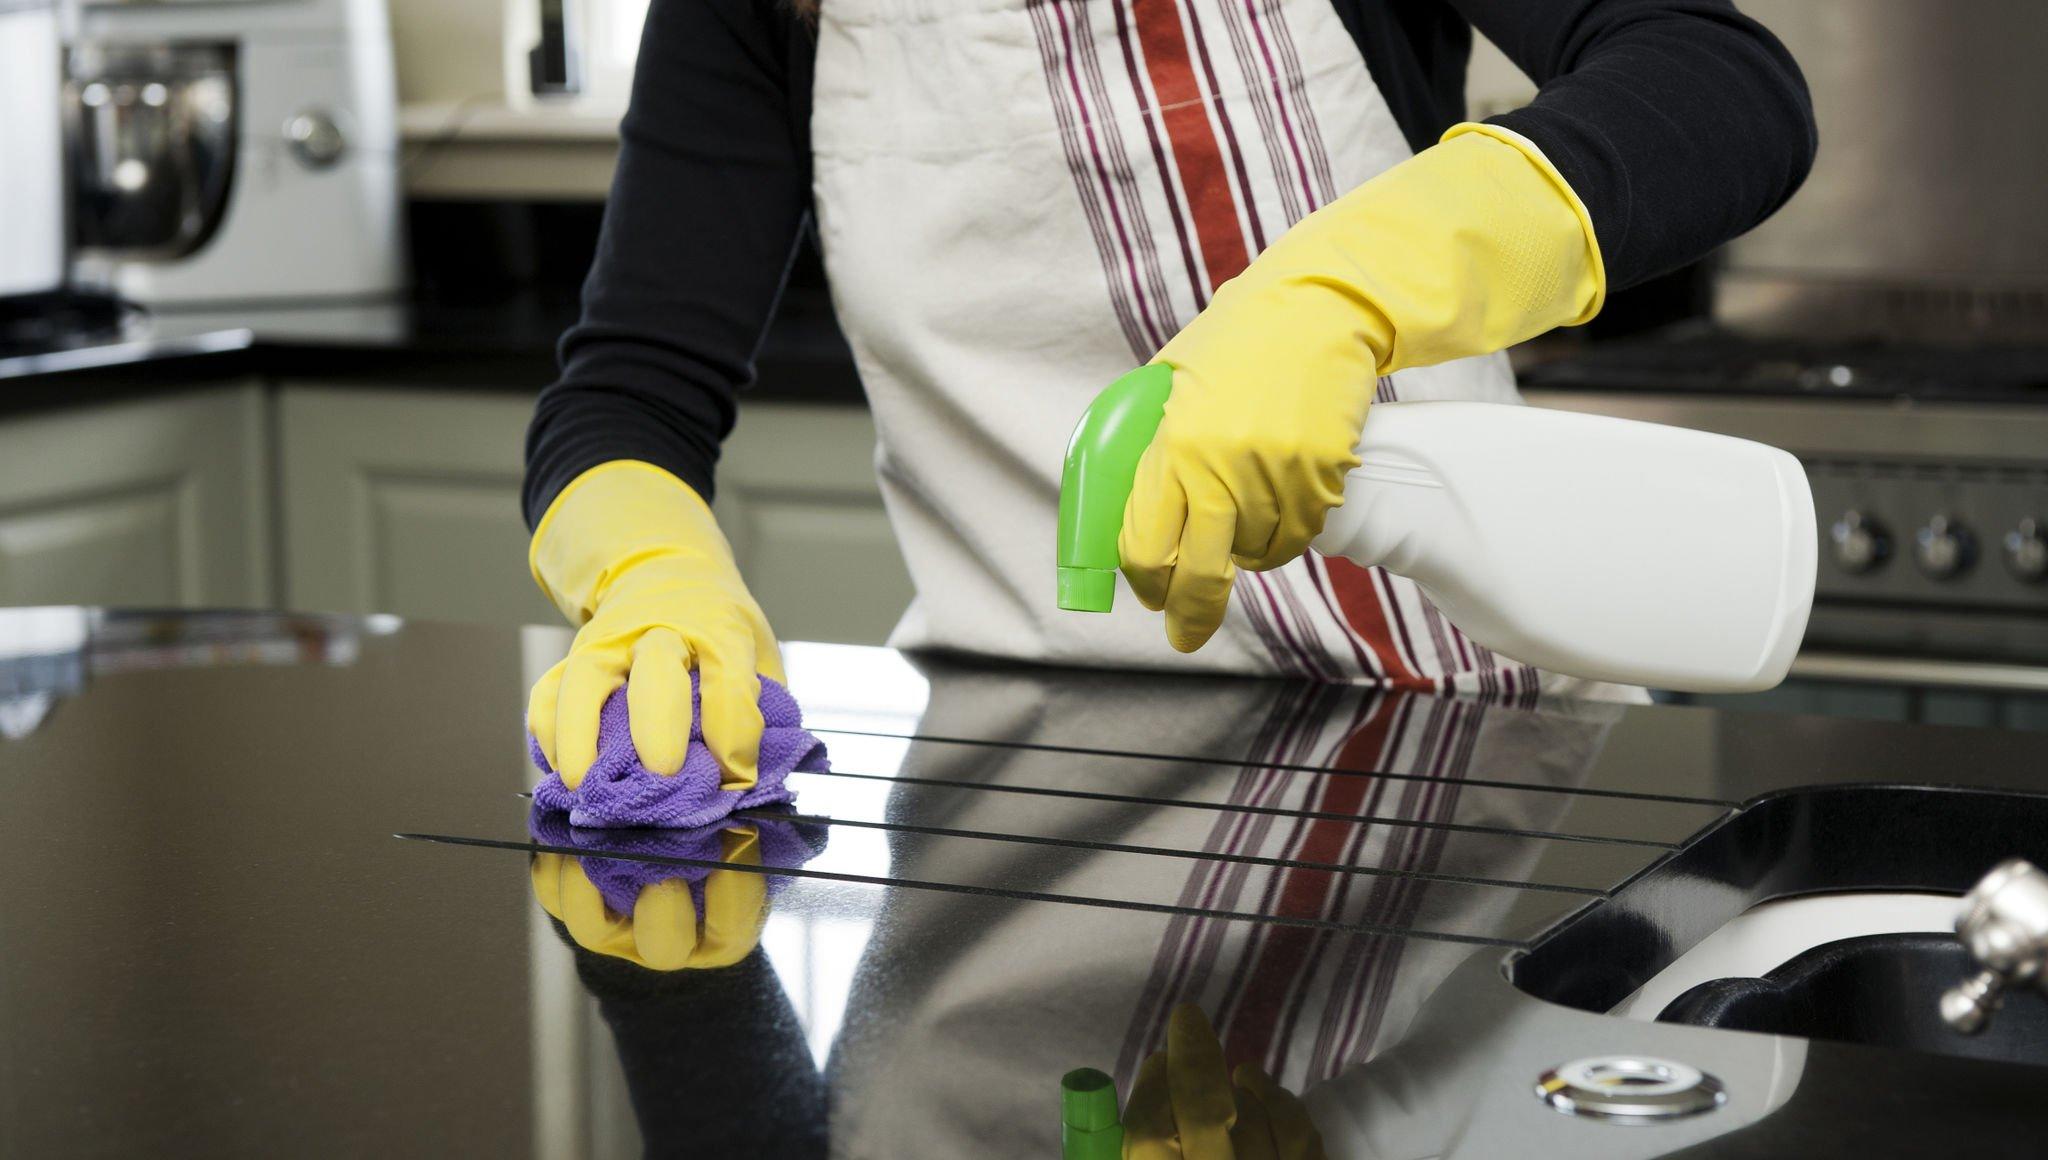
1535,1056,1726,1124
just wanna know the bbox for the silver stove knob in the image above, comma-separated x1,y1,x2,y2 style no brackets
1914,514,1977,580
2006,519,2048,584
1829,510,1890,574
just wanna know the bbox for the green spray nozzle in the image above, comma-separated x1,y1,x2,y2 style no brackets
1061,1067,1125,1159
1057,363,1175,612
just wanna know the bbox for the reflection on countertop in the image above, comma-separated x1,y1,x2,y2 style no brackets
3,610,2047,1156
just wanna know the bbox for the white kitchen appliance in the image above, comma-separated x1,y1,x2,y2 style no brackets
0,0,69,302
67,0,402,306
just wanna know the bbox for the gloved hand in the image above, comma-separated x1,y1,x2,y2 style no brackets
1119,124,1605,651
1123,1004,1326,1160
530,825,769,970
527,460,783,789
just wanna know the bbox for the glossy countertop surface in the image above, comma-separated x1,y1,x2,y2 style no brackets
3,609,2047,1158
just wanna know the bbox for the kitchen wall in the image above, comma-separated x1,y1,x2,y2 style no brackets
389,4,1546,199
392,0,646,110
389,0,504,106
394,3,1540,114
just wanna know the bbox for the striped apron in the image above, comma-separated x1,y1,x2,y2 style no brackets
810,0,1561,696
803,3,1641,1153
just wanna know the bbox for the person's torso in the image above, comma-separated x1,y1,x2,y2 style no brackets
808,0,1538,692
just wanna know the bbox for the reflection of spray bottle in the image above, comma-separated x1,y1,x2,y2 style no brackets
1061,1068,1124,1160
1057,365,1817,693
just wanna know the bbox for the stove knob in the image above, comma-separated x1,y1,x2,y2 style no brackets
285,110,347,169
1914,515,1978,580
2007,519,2048,584
1830,511,1890,574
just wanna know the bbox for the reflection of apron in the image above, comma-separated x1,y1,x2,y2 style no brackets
811,0,1540,692
821,665,1623,1157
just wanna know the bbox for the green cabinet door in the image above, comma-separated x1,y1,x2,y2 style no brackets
0,385,271,609
277,384,913,643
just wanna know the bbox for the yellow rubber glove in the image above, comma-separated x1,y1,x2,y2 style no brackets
1120,124,1605,651
1123,1004,1326,1160
530,826,769,970
527,460,783,789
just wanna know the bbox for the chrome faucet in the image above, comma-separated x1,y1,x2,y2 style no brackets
1941,859,2048,1035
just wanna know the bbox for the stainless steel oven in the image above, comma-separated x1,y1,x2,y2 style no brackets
1525,377,2048,729
1515,1,2048,729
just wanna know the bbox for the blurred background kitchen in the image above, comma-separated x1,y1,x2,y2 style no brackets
1,0,2044,728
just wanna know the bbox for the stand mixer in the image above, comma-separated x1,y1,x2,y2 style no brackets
66,0,402,307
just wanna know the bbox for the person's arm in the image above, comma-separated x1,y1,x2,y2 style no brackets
569,945,829,1159
1119,2,1815,651
523,0,814,523
522,0,812,789
1457,0,1817,287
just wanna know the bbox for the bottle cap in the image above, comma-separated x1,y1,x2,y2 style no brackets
1057,567,1117,613
1061,1067,1123,1159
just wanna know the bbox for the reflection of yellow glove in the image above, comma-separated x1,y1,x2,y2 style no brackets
530,826,768,970
526,461,783,789
1120,124,1605,652
1123,1004,1326,1160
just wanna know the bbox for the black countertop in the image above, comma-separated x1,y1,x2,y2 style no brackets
0,201,862,414
0,289,864,415
3,608,2046,1157
17,292,2046,421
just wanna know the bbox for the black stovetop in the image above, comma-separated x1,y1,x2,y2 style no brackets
0,289,135,354
1521,332,2048,403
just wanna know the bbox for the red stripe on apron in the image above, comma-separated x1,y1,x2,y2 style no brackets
1130,0,1252,286
1219,693,1402,1069
1323,557,1432,690
1114,680,1330,1088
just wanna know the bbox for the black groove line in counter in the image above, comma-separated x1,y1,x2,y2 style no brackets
808,727,1739,808
512,781,1681,851
395,831,1530,949
724,808,1609,896
509,791,1613,892
792,768,1682,849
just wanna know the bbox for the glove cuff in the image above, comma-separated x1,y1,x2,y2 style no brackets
1441,121,1608,325
529,460,735,624
1208,123,1609,376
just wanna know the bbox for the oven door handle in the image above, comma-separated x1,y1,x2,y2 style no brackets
1792,652,2048,694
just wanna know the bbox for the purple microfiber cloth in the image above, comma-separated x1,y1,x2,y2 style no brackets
529,804,829,917
530,674,829,829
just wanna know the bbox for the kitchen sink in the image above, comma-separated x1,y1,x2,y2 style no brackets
1610,891,1959,1021
1510,785,2048,1064
1654,932,2048,1067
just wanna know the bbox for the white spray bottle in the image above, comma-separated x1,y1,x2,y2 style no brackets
1057,365,1815,692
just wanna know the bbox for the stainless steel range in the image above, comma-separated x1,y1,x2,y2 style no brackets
1523,342,2048,699
1515,1,2048,715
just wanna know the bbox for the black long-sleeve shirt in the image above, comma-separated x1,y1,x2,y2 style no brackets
524,0,1815,525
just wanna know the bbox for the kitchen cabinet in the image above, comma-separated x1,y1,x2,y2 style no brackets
715,404,914,647
277,385,912,644
0,385,270,609
278,385,555,628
